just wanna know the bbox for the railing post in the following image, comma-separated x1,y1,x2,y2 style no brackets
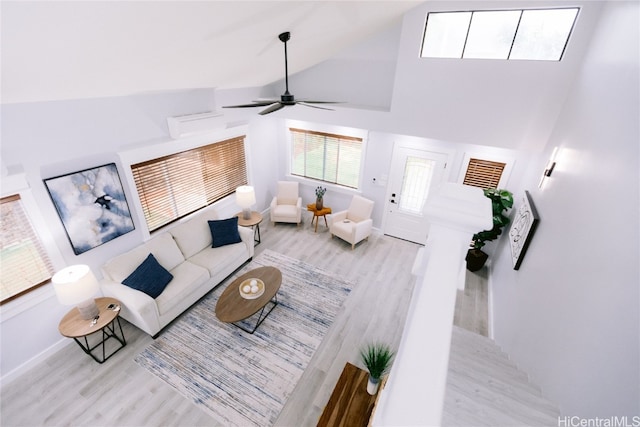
372,183,492,426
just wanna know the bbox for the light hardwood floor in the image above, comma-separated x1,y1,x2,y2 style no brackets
0,215,490,427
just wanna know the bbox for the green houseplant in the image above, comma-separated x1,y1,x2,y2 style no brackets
360,343,395,395
466,188,514,272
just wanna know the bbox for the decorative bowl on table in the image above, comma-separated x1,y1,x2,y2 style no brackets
239,278,265,299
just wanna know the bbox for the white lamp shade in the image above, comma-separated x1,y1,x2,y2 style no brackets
236,186,256,208
52,264,99,305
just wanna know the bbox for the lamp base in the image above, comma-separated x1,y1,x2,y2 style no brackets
77,298,100,320
242,208,252,220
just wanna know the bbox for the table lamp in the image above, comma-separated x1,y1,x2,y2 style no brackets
236,185,256,220
52,264,100,320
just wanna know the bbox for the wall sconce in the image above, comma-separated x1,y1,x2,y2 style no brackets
236,185,256,220
539,147,559,188
52,264,100,320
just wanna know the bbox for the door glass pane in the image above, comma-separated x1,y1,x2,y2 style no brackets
399,156,435,214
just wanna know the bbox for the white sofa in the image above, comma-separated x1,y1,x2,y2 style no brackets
100,208,254,337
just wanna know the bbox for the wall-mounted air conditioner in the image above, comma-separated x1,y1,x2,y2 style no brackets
167,111,225,139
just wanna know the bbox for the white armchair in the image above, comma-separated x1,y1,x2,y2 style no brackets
329,195,374,250
270,181,302,225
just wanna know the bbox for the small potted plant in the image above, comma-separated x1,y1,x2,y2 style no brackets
360,342,395,395
315,186,326,210
466,188,514,271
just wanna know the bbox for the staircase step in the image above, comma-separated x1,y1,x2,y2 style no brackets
444,326,559,426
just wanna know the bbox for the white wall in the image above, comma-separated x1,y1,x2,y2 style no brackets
0,88,279,379
490,0,640,417
390,0,603,150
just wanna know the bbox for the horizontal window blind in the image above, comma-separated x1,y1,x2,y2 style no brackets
463,158,506,189
131,136,247,231
290,128,362,189
0,194,55,304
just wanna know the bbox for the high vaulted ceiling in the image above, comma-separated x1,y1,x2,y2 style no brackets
1,1,420,104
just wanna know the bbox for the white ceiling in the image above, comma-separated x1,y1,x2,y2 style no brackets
1,1,421,104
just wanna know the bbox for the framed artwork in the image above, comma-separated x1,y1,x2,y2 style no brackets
508,190,539,270
44,163,135,255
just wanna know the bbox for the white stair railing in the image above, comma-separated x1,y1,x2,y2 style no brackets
373,183,492,426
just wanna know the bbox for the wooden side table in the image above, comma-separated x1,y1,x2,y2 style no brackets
58,297,126,364
236,211,263,245
306,204,332,232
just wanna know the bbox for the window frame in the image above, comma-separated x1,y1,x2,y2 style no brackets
286,121,368,193
117,125,252,241
129,135,249,233
420,7,580,61
0,173,64,311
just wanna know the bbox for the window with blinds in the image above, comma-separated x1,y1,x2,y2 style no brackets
290,128,363,189
463,158,506,189
131,136,247,232
1,195,55,304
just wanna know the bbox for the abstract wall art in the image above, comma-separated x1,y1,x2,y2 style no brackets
44,163,135,255
508,190,540,270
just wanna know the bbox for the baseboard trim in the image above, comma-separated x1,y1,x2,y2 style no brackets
0,337,71,388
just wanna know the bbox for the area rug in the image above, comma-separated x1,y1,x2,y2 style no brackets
135,249,353,426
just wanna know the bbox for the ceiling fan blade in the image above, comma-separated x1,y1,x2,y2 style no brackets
298,102,335,111
223,100,278,109
259,102,286,115
297,100,343,104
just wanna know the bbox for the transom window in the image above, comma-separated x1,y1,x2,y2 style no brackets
131,136,247,232
421,8,579,61
1,194,55,304
290,128,363,189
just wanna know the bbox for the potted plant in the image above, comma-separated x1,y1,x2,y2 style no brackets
466,188,514,272
315,186,326,210
360,342,394,395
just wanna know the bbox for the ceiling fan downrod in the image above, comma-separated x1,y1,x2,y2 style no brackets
278,32,294,104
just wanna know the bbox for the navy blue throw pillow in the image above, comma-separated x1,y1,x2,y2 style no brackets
122,253,173,298
208,217,242,248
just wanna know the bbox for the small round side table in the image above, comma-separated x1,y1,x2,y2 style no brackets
236,211,263,246
58,297,126,364
306,204,332,232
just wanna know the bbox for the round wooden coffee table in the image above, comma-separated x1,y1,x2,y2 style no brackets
215,266,282,334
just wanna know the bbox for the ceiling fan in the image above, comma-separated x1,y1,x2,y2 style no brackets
223,32,340,115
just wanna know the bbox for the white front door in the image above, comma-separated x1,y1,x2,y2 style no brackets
383,145,448,244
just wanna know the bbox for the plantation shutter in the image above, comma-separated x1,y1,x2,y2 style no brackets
0,194,55,304
290,128,362,188
131,136,247,231
463,158,506,189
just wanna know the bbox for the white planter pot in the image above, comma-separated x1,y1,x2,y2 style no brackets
367,375,380,395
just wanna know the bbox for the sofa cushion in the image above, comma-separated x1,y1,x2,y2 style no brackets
122,254,173,298
155,261,210,316
189,241,248,277
102,233,184,283
272,204,298,218
208,217,242,248
170,208,219,259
